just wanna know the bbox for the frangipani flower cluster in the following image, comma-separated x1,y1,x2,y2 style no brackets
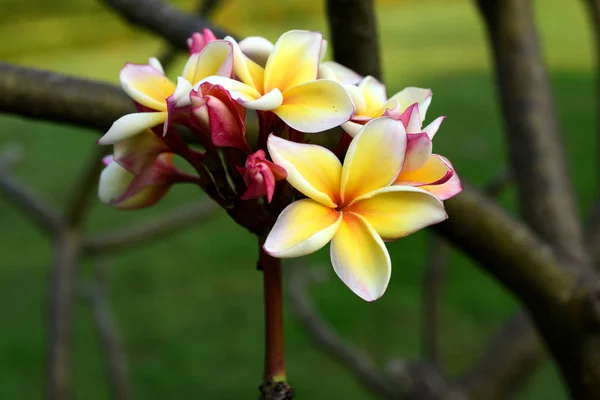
98,29,462,301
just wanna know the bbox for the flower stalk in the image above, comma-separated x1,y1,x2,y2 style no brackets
258,238,294,399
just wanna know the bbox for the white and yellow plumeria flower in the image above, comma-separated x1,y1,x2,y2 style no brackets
239,35,362,85
200,30,354,133
264,117,447,301
342,75,435,137
99,40,233,145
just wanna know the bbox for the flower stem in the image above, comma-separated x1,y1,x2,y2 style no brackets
258,239,286,382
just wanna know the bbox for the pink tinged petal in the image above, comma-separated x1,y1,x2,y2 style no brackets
347,186,448,240
182,40,234,85
318,61,362,85
98,112,168,145
264,199,342,258
239,36,274,67
319,39,328,61
242,88,283,111
390,87,432,121
395,154,453,187
403,132,432,172
113,129,168,174
330,212,391,302
199,76,262,102
148,57,165,75
120,63,175,111
397,103,422,133
423,116,445,139
225,36,265,90
275,79,354,133
169,77,193,108
98,161,134,204
358,76,388,117
115,185,170,210
340,117,407,204
267,135,342,207
419,156,463,201
264,30,322,93
341,121,365,137
382,100,403,120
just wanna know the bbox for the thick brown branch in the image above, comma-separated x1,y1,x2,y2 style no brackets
46,229,80,400
102,0,232,48
82,200,221,255
0,166,63,236
0,62,133,132
156,0,223,67
476,0,587,268
436,184,574,308
287,265,399,400
458,312,545,400
325,0,381,78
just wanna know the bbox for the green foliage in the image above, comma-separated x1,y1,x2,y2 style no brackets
0,0,593,398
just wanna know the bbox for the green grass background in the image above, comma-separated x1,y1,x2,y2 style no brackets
0,0,596,398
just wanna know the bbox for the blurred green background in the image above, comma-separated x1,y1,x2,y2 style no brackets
0,0,596,398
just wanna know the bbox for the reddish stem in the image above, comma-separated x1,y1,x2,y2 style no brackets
258,238,286,381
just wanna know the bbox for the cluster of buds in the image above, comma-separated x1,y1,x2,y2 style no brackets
98,29,462,301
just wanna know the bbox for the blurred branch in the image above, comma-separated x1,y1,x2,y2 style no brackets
422,169,513,369
458,312,544,400
422,235,448,369
475,2,600,397
325,0,381,79
584,0,600,265
65,147,108,228
0,62,133,132
83,258,131,400
82,200,221,255
156,0,223,68
476,0,587,268
0,165,63,236
46,229,80,400
101,0,233,49
435,184,573,312
483,169,512,198
287,264,400,400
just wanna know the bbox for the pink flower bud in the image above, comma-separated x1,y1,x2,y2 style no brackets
191,83,249,151
99,153,192,210
237,150,287,203
187,29,218,54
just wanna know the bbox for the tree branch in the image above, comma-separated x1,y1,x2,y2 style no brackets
436,184,573,310
156,0,224,67
82,258,131,400
65,147,108,228
422,235,448,369
0,165,63,236
0,62,133,132
101,0,233,48
325,0,381,79
475,0,588,268
457,312,544,400
82,200,221,255
46,229,80,400
583,0,600,264
287,264,400,400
